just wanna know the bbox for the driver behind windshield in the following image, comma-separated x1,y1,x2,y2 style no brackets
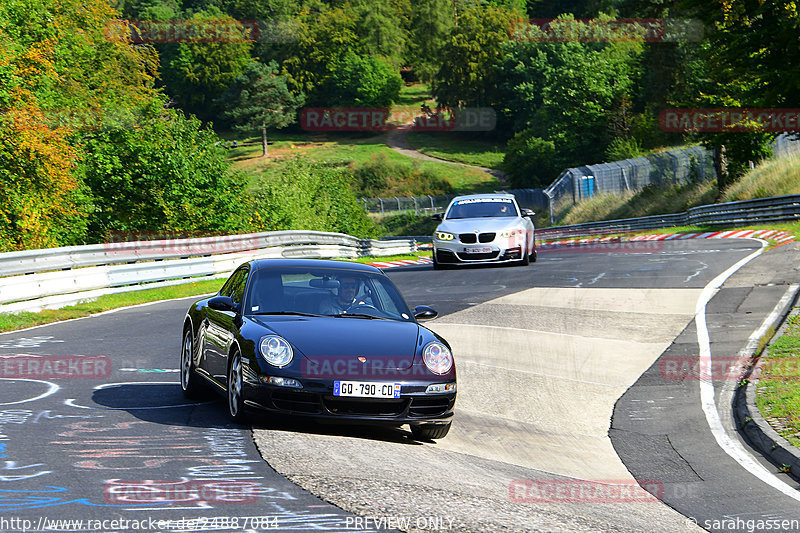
319,275,371,315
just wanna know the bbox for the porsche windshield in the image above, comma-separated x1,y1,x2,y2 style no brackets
445,199,518,219
244,267,414,321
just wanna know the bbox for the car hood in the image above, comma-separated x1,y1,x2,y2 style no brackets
437,217,524,234
253,316,420,370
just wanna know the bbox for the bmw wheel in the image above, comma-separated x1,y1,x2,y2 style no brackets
519,239,530,266
432,252,445,270
180,328,203,399
227,350,247,423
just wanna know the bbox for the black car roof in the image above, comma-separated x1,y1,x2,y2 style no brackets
249,258,383,274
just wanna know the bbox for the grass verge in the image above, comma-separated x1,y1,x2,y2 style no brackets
755,310,800,447
232,133,495,195
723,153,800,201
405,131,506,170
347,252,431,264
559,180,718,226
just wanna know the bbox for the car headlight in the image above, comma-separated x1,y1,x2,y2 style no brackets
259,335,293,367
435,231,455,241
422,341,453,375
500,229,524,238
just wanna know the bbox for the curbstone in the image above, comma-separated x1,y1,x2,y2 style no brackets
734,300,800,480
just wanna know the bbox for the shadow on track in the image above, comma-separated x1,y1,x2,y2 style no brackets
90,382,423,445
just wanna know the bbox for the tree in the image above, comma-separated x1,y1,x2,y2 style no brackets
160,9,253,120
407,0,454,82
677,0,797,189
498,16,643,180
502,130,558,187
432,5,518,108
352,0,409,68
220,61,304,156
682,0,800,108
323,52,402,108
0,0,161,250
80,102,245,240
279,5,361,101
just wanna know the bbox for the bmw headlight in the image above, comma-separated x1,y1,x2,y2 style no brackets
435,231,455,241
259,335,293,367
422,341,453,375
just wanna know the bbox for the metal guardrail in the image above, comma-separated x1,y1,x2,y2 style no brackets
363,135,800,224
537,194,800,240
543,145,715,224
0,230,417,312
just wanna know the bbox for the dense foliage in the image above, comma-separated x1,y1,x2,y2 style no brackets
80,102,246,241
2,0,796,250
251,159,378,238
348,154,454,197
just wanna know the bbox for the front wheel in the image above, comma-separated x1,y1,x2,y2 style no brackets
410,421,451,440
432,253,444,270
227,350,247,423
519,240,530,266
180,329,204,399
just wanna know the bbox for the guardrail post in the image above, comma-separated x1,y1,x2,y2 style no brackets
428,195,434,212
395,196,401,212
544,190,555,226
413,197,418,215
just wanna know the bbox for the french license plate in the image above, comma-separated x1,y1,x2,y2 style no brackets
334,381,401,398
463,247,492,254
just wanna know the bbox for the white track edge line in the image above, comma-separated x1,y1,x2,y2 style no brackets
695,240,800,502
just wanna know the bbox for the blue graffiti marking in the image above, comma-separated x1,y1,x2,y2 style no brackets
0,487,168,511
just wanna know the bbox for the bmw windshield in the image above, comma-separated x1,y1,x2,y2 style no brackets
445,198,518,219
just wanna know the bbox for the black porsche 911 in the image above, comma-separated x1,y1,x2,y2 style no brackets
180,259,456,440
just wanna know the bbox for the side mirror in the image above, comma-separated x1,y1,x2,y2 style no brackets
431,213,443,221
413,305,438,321
521,208,535,217
209,295,239,313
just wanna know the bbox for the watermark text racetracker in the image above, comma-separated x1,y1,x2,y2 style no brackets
539,240,664,254
103,479,260,505
660,108,800,132
661,356,800,381
0,355,111,379
104,18,298,44
299,107,496,132
509,479,664,503
514,18,703,42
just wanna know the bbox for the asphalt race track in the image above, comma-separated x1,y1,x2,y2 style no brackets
1,238,798,532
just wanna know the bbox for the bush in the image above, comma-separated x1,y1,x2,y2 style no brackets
251,159,378,238
348,154,454,197
502,130,558,187
605,137,645,161
377,212,439,237
80,102,245,241
323,52,402,107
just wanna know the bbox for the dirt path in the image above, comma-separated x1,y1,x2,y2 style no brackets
385,124,508,185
